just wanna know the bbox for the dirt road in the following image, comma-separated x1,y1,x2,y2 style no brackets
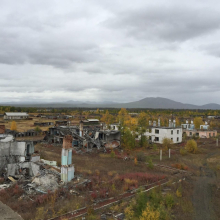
0,200,23,220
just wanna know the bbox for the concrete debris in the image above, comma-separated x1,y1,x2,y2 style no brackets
0,184,10,190
41,159,57,167
8,176,16,182
114,213,125,220
32,174,59,192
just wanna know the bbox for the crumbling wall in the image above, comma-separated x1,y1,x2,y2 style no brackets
63,135,73,149
0,141,35,170
7,162,40,177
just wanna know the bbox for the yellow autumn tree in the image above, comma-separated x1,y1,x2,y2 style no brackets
162,137,173,150
118,108,129,126
140,203,160,220
102,110,114,125
185,139,198,154
175,117,180,126
10,121,17,131
194,117,204,129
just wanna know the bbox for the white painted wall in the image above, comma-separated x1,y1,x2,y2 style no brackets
144,127,182,144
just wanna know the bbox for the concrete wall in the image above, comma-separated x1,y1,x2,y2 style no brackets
184,130,217,138
145,127,182,144
0,141,34,170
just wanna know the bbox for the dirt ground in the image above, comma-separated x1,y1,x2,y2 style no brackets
0,200,23,220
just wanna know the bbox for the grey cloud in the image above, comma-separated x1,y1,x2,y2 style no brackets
105,6,220,42
200,43,220,58
0,0,220,104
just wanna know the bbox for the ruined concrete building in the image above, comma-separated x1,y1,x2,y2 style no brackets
61,135,74,182
0,134,39,177
34,121,54,127
7,129,39,138
44,120,121,151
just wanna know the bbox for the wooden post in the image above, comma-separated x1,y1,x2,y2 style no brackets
217,138,218,147
169,149,171,159
160,149,162,161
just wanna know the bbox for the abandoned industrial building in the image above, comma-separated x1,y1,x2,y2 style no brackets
144,119,182,144
34,121,54,126
182,120,217,138
44,120,121,150
4,112,29,120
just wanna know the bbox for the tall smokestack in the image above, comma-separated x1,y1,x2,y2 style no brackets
149,120,152,126
173,119,176,128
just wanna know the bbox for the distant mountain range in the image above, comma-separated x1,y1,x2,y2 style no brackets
1,97,220,109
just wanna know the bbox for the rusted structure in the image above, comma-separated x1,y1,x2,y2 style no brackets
0,125,5,134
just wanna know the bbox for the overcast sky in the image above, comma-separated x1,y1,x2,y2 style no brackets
1,0,220,105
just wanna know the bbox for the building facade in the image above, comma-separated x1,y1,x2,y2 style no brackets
144,126,182,144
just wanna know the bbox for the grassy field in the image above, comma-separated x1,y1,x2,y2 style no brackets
1,118,220,220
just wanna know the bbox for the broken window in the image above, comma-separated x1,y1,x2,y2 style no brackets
171,130,173,135
155,129,159,134
155,137,159,141
177,137,179,142
177,130,179,134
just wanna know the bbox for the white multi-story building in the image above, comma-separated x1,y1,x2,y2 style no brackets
144,119,182,144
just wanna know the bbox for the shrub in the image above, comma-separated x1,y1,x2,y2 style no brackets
140,203,160,220
148,159,154,169
134,157,138,165
110,150,115,158
165,194,175,209
172,163,188,170
35,207,47,220
125,205,135,220
176,188,182,198
153,144,157,151
137,152,146,162
162,138,173,150
180,148,187,156
185,139,198,153
35,126,42,133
